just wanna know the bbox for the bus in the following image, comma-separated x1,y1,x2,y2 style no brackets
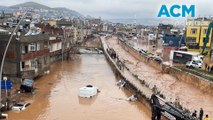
172,51,202,64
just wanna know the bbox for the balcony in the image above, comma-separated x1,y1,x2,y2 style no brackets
21,49,50,61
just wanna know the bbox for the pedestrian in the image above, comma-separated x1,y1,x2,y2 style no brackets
207,66,209,72
204,114,210,120
152,85,157,94
121,61,125,71
205,63,208,70
211,65,213,73
209,66,212,73
199,108,203,120
192,110,197,119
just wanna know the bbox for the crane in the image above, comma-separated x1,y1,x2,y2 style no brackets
201,21,213,55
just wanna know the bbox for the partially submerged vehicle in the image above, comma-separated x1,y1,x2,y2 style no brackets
116,79,126,87
12,102,31,111
95,48,103,54
0,113,8,119
79,85,99,98
20,79,34,93
128,94,137,101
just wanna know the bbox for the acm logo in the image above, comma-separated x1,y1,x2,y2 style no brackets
158,5,195,17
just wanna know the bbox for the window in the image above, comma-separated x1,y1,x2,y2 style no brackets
186,37,196,43
37,43,40,51
31,60,37,68
190,29,197,34
29,43,36,52
22,45,29,54
21,46,25,54
21,62,25,69
203,29,208,34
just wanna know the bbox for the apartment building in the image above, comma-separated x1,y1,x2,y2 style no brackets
186,18,212,50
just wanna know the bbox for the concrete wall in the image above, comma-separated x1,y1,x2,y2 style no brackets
169,67,213,94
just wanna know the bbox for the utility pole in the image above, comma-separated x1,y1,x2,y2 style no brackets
0,10,29,116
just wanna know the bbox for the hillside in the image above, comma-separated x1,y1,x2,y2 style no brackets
7,2,83,18
10,2,50,10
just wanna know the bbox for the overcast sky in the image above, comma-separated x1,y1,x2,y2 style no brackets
0,0,212,20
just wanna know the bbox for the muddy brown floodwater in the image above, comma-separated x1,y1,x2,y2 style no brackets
7,54,151,120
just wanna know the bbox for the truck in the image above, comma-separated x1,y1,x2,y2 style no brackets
172,51,203,64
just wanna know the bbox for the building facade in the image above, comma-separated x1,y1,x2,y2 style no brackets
0,32,50,81
186,18,212,51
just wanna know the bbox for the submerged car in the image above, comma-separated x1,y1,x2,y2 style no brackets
95,48,103,54
20,79,34,92
79,85,99,98
12,102,31,111
0,113,8,119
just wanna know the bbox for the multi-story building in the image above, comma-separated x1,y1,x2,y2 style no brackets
35,23,73,62
0,30,50,81
48,36,62,62
158,23,173,34
186,18,212,51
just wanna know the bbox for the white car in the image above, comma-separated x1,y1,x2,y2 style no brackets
12,102,31,111
186,61,202,69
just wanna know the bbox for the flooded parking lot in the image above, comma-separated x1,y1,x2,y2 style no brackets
7,54,151,120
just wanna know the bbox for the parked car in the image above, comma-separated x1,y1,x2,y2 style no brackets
20,79,34,93
0,104,6,112
12,102,31,111
139,49,147,56
186,61,202,69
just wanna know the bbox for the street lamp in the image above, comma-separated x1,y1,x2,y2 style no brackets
0,10,29,114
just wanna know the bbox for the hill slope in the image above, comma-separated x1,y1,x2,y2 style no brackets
10,1,50,9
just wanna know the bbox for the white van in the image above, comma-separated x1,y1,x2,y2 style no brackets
79,85,98,98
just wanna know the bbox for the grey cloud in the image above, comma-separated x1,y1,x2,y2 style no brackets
0,0,211,19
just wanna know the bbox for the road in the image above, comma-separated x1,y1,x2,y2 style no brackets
106,36,213,118
7,54,151,120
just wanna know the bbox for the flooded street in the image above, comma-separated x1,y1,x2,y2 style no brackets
7,54,151,120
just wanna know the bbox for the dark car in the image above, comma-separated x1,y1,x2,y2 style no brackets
153,56,163,63
20,79,34,93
